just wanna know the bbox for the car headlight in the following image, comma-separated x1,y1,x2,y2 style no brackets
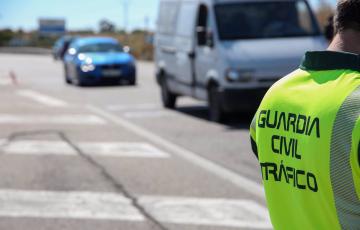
80,63,95,72
226,68,254,82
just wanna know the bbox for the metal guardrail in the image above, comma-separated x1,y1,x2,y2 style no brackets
0,47,51,55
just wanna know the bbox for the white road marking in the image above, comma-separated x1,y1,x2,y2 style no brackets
87,105,266,199
0,190,144,221
0,189,271,228
1,140,170,158
0,114,106,125
0,139,7,147
80,142,169,158
2,140,76,155
0,79,11,86
0,72,12,85
139,196,272,229
107,103,160,111
107,103,171,119
17,90,68,107
123,110,172,119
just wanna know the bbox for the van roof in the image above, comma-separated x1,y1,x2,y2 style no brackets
160,0,303,3
214,0,303,3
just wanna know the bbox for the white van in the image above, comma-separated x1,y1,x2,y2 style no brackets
155,0,327,122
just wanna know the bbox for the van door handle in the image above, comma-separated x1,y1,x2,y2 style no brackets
161,46,176,54
188,51,196,59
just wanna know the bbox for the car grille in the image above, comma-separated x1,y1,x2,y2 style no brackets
101,64,124,70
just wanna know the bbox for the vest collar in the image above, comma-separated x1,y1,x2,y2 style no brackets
300,51,360,72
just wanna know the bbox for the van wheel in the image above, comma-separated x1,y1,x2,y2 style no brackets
208,85,225,122
161,77,177,109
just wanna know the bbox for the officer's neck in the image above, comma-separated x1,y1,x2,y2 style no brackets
328,29,360,55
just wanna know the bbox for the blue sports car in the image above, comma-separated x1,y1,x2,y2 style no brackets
63,37,136,86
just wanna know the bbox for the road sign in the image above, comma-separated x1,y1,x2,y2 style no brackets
38,19,66,36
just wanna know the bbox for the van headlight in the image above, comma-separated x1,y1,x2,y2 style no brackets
226,69,254,82
80,63,95,72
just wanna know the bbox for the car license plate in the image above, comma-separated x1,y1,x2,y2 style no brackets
103,69,121,77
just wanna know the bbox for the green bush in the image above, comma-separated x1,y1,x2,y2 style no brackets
0,29,14,46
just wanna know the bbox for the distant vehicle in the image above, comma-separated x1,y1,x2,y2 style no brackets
63,37,136,86
155,0,327,122
52,36,77,60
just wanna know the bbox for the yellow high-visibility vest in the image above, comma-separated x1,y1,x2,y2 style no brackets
250,51,360,229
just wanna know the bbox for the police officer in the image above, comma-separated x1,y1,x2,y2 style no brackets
250,0,360,229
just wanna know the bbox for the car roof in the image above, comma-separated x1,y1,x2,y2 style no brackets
73,37,119,47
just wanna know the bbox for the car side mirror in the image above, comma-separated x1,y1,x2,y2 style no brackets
123,46,131,53
67,48,77,56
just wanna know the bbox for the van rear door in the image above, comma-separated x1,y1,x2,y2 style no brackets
174,1,197,86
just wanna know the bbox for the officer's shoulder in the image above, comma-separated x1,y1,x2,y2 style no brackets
268,68,307,93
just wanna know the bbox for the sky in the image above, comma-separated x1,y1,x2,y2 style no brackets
0,0,337,32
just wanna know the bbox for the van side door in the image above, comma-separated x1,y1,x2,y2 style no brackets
173,1,197,87
194,4,217,95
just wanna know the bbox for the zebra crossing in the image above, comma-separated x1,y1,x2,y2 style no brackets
0,88,272,229
0,136,271,229
0,114,107,125
0,189,271,228
1,140,169,158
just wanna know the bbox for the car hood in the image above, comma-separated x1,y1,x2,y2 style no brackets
221,37,326,75
78,52,134,65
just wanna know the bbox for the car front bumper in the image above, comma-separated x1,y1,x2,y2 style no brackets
77,65,136,83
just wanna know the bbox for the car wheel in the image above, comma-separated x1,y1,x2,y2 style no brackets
208,85,226,122
128,78,136,86
64,65,72,84
161,76,177,109
73,75,85,87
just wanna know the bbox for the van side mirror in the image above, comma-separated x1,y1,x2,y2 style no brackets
197,26,207,46
206,31,214,48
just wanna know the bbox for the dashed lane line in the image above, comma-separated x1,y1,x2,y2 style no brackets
16,90,68,107
87,105,266,200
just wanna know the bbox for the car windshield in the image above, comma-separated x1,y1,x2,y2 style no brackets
78,43,123,53
214,0,320,40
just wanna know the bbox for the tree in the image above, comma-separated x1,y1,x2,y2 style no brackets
0,29,14,46
99,19,116,33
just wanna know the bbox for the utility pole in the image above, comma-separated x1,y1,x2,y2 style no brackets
122,0,129,44
144,16,149,32
122,0,129,33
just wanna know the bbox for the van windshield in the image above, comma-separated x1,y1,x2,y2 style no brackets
214,0,320,40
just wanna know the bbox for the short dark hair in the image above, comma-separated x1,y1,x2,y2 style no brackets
334,0,360,32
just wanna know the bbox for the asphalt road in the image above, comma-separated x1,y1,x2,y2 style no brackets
0,54,271,230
